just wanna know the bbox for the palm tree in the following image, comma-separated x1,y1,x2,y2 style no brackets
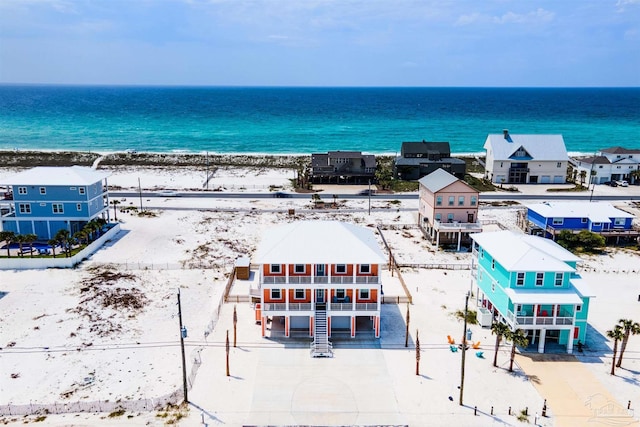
0,231,16,258
491,321,511,367
110,199,121,221
505,328,529,372
24,233,38,258
73,230,88,246
47,238,58,258
54,229,71,257
630,169,640,185
606,325,624,375
578,170,587,188
15,234,28,257
616,319,640,368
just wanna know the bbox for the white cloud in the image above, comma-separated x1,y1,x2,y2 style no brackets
616,0,640,12
493,8,555,25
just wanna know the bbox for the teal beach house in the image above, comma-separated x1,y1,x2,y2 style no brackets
1,166,111,240
471,230,592,354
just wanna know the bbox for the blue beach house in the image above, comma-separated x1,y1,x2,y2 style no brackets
1,166,111,240
471,230,593,354
527,202,636,242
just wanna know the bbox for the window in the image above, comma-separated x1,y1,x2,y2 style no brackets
516,272,525,286
557,162,562,168
516,304,522,314
435,213,442,221
555,272,563,286
447,213,454,222
614,218,625,226
39,187,46,195
491,281,496,292
448,196,454,206
470,196,477,206
458,196,465,206
491,259,495,270
336,264,347,274
552,218,563,225
76,203,82,211
18,203,31,214
79,187,86,195
480,249,484,259
294,289,305,300
18,187,27,195
336,289,345,299
270,289,281,299
536,273,544,286
52,203,64,214
592,222,601,227
294,264,305,274
436,196,442,206
270,264,281,274
359,264,370,274
581,218,587,223
576,304,582,312
359,289,370,300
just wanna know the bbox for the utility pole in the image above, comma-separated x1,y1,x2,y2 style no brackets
138,177,143,212
368,179,371,215
459,291,470,406
177,288,188,403
206,151,209,191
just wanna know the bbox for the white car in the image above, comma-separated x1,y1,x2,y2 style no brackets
158,190,180,197
615,180,629,187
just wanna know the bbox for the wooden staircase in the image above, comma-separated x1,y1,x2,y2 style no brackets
310,303,333,357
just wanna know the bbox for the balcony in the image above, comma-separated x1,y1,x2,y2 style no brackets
507,310,573,327
433,220,483,232
262,275,380,285
263,302,377,313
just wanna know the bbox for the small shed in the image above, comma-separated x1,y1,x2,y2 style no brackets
235,256,250,280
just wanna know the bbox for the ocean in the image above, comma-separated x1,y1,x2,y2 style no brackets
0,85,638,156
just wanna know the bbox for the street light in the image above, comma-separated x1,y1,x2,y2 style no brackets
459,291,470,406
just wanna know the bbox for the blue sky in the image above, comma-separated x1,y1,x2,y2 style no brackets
0,0,638,86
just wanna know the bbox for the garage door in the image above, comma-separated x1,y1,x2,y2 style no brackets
541,176,551,183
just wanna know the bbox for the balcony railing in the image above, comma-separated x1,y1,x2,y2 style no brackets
263,302,378,312
262,275,379,285
507,310,574,326
434,221,483,232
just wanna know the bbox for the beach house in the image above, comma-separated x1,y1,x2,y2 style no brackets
310,151,376,184
394,141,466,181
254,221,386,357
573,146,640,185
483,130,568,184
526,202,638,243
0,166,111,240
418,169,482,251
471,230,593,354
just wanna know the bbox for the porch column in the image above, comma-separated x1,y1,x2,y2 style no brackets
567,332,574,354
436,231,440,247
261,316,266,337
285,264,289,284
352,285,357,311
538,328,546,353
327,317,331,337
457,229,462,251
375,316,380,338
553,304,557,323
534,304,539,323
350,316,356,338
285,316,290,338
285,287,289,311
309,316,314,338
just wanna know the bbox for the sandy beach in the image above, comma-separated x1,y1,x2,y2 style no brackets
0,158,639,426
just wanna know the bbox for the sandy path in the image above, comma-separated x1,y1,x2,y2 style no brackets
516,354,638,427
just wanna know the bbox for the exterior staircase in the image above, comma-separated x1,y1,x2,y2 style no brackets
310,303,333,357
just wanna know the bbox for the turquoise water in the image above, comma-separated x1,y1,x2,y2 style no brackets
0,86,638,155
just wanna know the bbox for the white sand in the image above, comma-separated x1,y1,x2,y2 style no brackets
0,165,638,426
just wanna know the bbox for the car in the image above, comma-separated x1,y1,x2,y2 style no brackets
272,191,292,198
358,189,377,196
615,180,629,187
157,190,180,197
603,181,617,187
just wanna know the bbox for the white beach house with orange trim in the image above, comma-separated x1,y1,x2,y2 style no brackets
254,221,386,357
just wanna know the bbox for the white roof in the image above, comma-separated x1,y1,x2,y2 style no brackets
471,230,577,272
6,166,110,186
570,277,596,298
417,168,459,192
484,134,567,161
504,288,584,305
528,202,634,222
254,221,386,264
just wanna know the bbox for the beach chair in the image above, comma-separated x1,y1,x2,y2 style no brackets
447,335,455,345
472,341,481,349
450,345,458,353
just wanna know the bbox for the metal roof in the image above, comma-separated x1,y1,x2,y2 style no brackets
504,288,584,305
417,168,469,193
254,221,387,264
484,133,568,161
527,202,634,223
5,166,111,186
600,146,640,155
471,230,578,272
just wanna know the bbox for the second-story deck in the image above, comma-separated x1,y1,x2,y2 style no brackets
262,275,380,285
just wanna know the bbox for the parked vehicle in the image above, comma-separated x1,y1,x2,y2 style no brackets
615,180,629,187
603,181,618,187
